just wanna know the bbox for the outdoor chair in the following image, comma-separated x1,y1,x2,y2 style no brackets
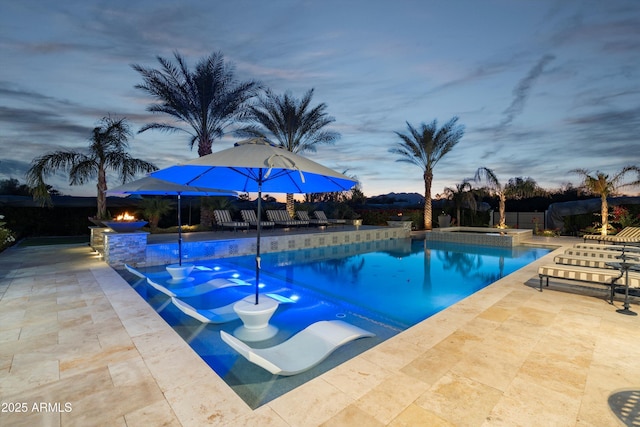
146,276,251,298
583,227,640,244
171,297,240,324
241,210,275,229
220,320,374,376
172,292,296,324
537,264,640,302
313,210,346,225
266,210,308,227
296,210,328,226
213,210,249,232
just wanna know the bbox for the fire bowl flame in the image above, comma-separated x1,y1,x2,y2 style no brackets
102,213,148,233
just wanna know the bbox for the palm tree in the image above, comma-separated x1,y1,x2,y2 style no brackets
474,167,508,228
442,179,476,226
572,166,640,235
137,197,173,232
132,51,260,157
504,176,545,199
26,116,157,219
390,117,465,230
235,88,339,217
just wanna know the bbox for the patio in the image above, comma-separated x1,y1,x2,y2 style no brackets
0,235,638,426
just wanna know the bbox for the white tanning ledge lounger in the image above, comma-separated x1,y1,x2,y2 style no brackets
220,320,374,376
171,293,296,324
171,297,239,323
125,264,240,282
146,276,251,297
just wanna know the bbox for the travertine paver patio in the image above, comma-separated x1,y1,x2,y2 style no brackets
0,236,638,426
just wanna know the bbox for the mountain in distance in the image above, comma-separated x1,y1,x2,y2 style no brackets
367,192,425,205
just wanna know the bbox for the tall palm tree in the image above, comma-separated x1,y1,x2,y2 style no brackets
132,51,260,157
26,116,157,219
235,88,339,216
390,117,465,230
474,167,508,228
572,166,640,235
442,179,476,226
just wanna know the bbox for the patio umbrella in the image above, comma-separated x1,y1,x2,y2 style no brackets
151,137,357,303
106,176,237,266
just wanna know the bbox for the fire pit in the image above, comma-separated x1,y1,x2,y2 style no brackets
102,212,147,233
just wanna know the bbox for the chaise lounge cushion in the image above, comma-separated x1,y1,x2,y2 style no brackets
296,210,327,225
240,210,275,228
214,210,249,231
583,227,640,243
266,210,308,227
314,210,346,224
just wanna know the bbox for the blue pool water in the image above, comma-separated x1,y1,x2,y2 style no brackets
121,238,551,408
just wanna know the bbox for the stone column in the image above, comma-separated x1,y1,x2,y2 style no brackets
89,227,109,254
103,231,149,269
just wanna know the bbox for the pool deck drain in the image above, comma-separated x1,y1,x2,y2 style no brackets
1,235,639,426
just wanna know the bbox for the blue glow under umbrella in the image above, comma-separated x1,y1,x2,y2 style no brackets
151,138,357,304
106,176,237,265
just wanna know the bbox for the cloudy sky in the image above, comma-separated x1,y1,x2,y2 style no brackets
1,0,639,198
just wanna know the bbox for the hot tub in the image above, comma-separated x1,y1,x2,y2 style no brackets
424,226,532,247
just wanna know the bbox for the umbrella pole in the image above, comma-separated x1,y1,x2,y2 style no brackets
177,193,182,266
255,177,263,305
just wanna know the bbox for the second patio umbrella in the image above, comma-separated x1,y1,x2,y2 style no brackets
107,176,237,266
151,137,357,303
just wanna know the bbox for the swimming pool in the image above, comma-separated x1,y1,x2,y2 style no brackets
121,238,551,408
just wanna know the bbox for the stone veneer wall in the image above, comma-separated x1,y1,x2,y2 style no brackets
143,227,411,267
89,227,107,254
103,231,149,269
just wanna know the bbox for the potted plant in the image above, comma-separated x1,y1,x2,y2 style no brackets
438,211,451,228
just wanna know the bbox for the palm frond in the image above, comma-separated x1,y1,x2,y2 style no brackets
240,88,338,154
133,51,260,154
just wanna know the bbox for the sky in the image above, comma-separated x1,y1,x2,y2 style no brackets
1,0,639,199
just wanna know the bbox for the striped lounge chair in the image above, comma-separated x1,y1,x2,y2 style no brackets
554,255,619,270
583,227,640,244
296,210,327,226
240,210,275,229
574,243,640,253
266,210,308,227
314,210,346,225
213,210,249,232
555,254,640,272
538,264,640,302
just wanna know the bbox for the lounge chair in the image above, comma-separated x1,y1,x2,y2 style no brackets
296,210,328,226
172,292,297,324
537,264,640,302
125,263,242,283
220,320,374,376
313,210,346,225
554,255,619,270
266,210,308,227
240,210,275,229
146,276,251,297
583,227,640,244
574,243,640,254
213,210,249,232
564,247,640,261
171,297,240,323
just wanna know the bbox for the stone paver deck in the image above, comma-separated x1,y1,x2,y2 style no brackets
0,236,638,426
